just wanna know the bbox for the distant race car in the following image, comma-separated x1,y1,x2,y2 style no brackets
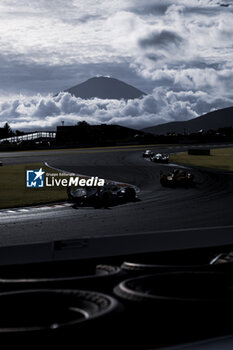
0,160,2,166
160,168,195,187
142,150,154,158
67,182,137,208
151,153,169,163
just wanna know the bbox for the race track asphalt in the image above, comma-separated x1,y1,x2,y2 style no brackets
1,144,233,252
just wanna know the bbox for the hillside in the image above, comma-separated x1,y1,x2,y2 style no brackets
142,106,233,135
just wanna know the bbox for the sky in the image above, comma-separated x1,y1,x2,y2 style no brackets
0,0,233,130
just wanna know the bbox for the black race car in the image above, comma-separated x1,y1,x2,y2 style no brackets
151,153,169,163
160,168,195,187
67,182,137,208
142,150,154,158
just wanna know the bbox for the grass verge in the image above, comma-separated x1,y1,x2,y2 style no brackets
170,147,233,172
0,163,69,209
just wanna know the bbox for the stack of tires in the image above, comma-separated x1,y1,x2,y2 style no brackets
113,250,233,348
114,271,233,348
1,249,233,348
0,261,123,293
0,289,120,346
0,261,124,348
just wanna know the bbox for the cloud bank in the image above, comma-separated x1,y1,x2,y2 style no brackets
0,1,233,96
0,0,233,129
1,89,232,131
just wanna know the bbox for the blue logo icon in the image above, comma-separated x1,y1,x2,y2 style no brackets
26,168,45,188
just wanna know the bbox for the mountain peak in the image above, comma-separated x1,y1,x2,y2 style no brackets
64,76,146,100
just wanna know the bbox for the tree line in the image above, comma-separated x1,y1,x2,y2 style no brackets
0,123,25,139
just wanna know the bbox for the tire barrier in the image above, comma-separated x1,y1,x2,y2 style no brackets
114,271,233,348
121,249,233,275
1,250,233,347
0,289,121,347
0,262,123,293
